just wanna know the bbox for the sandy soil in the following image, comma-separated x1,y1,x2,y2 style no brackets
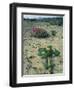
22,21,63,75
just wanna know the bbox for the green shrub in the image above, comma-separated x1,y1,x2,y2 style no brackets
37,45,60,73
51,31,57,36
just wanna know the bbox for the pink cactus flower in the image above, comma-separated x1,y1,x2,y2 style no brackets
32,27,40,32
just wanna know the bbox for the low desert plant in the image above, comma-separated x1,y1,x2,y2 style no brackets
38,45,60,74
51,30,57,36
31,27,49,38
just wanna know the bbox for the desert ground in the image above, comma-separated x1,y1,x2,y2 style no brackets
22,20,63,75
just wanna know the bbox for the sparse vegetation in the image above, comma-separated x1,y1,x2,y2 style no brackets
24,17,63,26
22,16,63,75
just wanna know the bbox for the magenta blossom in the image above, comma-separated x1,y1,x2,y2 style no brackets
32,27,40,32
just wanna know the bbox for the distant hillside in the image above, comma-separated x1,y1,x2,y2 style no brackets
24,17,63,26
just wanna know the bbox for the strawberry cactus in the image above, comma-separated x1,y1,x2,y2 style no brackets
38,45,60,74
31,27,49,38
